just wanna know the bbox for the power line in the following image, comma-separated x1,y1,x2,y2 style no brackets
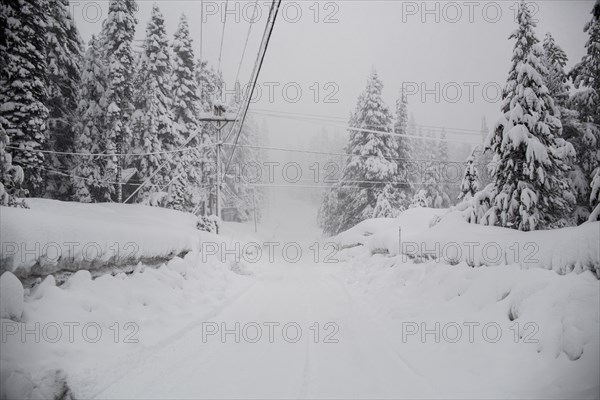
248,111,481,145
5,143,216,158
124,128,208,203
235,0,259,85
250,111,481,144
217,0,229,73
250,108,485,137
43,165,213,192
221,142,467,164
222,0,282,181
199,0,204,63
40,166,145,186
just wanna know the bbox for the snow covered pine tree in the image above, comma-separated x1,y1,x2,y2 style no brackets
542,32,593,224
0,117,27,207
102,0,138,203
458,153,480,200
570,0,600,222
0,0,49,196
171,14,203,212
320,69,400,233
45,0,83,199
72,35,112,203
479,0,575,230
131,4,176,205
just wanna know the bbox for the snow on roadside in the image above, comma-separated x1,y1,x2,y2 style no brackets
0,199,202,281
337,245,600,398
0,199,258,399
333,208,600,275
332,207,600,398
333,208,444,249
0,249,254,399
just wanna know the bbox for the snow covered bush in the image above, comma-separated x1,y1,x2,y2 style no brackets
409,189,429,208
140,190,169,208
197,215,219,233
458,153,479,200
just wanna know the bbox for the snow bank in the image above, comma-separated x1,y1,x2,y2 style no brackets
334,208,600,275
340,252,600,398
0,272,24,320
333,208,445,249
0,248,254,399
0,199,202,281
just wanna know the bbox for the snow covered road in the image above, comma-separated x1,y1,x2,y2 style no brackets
92,258,435,399
82,246,598,400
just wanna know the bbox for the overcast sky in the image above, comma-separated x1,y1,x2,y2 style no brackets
72,0,595,151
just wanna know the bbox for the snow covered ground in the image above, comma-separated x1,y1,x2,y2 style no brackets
1,195,599,399
0,200,256,399
335,207,600,275
0,199,202,282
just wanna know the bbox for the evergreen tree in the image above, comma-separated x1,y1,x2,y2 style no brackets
569,0,600,223
436,129,449,164
0,0,49,196
372,183,407,218
479,116,494,187
320,69,398,234
170,14,204,212
72,35,113,203
318,185,344,235
436,128,453,206
45,0,83,199
459,153,480,200
541,33,589,224
589,167,600,221
570,0,600,126
480,1,575,230
102,0,138,202
542,32,569,106
409,189,429,208
394,89,412,197
131,4,175,203
421,130,443,207
0,117,27,207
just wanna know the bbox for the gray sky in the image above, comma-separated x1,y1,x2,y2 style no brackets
73,0,595,150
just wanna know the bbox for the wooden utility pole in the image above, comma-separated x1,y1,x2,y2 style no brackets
252,189,258,233
198,104,237,220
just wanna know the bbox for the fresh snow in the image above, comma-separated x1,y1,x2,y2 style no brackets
0,199,201,280
2,200,598,399
350,209,600,274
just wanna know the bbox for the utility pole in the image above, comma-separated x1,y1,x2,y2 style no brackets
215,117,222,219
198,104,237,221
252,189,258,233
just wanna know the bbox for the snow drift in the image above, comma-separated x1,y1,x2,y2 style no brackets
333,208,600,276
0,199,202,282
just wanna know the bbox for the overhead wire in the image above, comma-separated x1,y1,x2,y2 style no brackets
217,0,229,73
222,0,282,181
